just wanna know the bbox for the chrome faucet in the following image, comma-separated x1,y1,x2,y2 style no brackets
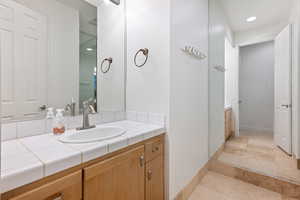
76,100,96,131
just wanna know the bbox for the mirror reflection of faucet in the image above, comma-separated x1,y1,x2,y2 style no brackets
65,98,76,116
76,99,97,131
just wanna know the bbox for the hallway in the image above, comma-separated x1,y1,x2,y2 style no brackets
188,132,300,200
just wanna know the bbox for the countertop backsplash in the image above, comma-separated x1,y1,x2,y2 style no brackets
1,111,166,141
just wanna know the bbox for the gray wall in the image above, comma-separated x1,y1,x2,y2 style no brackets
239,41,275,133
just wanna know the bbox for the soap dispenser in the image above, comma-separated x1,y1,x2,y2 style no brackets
53,109,66,135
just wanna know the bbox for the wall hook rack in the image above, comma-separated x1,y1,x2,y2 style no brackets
181,46,207,60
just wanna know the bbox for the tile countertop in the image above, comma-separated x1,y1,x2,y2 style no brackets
1,120,165,193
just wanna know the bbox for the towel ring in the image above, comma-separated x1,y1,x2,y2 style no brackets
100,57,113,73
134,48,149,68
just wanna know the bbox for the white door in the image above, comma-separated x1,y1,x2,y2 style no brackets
274,24,292,154
0,0,17,120
0,0,47,121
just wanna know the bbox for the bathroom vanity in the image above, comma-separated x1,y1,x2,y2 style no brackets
2,121,165,200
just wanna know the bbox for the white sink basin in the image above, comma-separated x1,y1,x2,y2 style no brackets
58,126,126,143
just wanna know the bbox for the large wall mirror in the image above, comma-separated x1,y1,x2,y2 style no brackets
0,0,125,122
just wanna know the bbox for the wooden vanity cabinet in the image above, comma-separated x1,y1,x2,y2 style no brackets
83,146,145,200
83,136,165,200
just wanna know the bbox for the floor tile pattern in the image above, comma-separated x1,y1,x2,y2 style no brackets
189,172,297,200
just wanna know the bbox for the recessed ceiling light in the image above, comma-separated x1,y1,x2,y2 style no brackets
246,16,257,22
86,48,93,51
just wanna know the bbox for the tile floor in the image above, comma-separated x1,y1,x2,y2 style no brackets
218,130,300,184
188,172,297,200
188,131,300,200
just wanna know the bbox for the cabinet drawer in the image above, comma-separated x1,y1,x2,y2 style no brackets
10,171,82,200
145,138,163,162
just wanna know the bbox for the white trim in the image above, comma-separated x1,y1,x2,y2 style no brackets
291,23,299,158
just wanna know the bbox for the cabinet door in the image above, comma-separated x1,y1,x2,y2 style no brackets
10,171,82,200
84,146,145,200
146,155,164,200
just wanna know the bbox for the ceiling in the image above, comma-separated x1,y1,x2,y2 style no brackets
220,0,293,32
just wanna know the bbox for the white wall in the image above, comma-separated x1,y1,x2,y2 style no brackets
13,0,79,111
98,1,125,112
170,0,208,198
239,41,275,133
208,0,234,156
126,0,170,114
235,22,288,47
225,38,239,135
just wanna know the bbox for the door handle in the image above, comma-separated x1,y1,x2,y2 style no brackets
39,105,47,111
139,155,144,167
152,146,159,153
147,170,153,180
281,104,290,108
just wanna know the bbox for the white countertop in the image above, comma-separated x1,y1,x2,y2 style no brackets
1,120,165,193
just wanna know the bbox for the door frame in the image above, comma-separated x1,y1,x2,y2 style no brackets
291,22,300,159
274,24,293,155
237,24,296,156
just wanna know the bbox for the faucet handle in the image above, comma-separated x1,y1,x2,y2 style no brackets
83,99,97,112
82,100,97,114
65,104,71,111
88,105,97,114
